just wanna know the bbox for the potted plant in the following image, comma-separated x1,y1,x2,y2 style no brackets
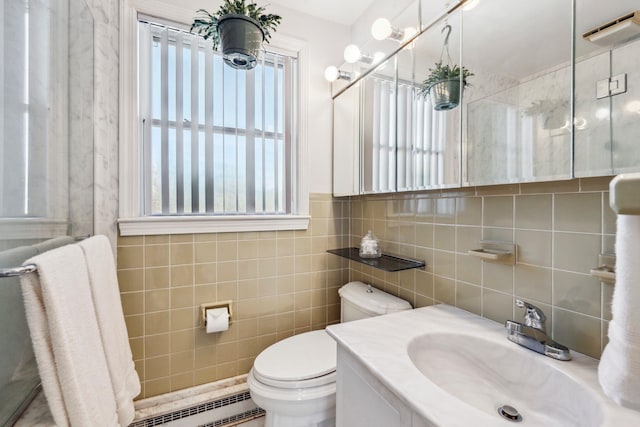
523,99,569,130
191,0,282,70
419,61,473,111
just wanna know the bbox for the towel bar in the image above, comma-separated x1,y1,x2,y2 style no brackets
0,234,91,279
0,264,38,278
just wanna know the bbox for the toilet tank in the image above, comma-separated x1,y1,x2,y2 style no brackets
338,281,412,322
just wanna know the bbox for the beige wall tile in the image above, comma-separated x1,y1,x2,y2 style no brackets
579,176,613,192
456,254,481,285
118,235,143,246
145,244,170,267
121,292,144,316
145,289,170,312
145,311,170,335
554,232,601,274
434,198,456,224
434,277,455,305
456,282,481,315
145,356,170,380
483,262,513,293
171,243,194,265
145,333,170,358
434,225,455,251
554,193,601,233
515,230,552,267
455,196,482,226
146,235,169,245
195,242,217,263
217,241,238,262
125,314,144,338
482,290,513,324
476,184,519,196
515,194,552,230
553,308,601,358
603,193,616,235
553,270,601,317
118,245,143,269
171,265,194,287
514,264,552,304
194,263,216,285
455,226,482,253
145,267,170,290
118,269,144,292
483,196,513,228
433,250,455,278
171,287,194,309
521,180,579,194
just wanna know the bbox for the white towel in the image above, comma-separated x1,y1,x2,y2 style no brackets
599,214,640,410
20,244,118,427
79,235,140,426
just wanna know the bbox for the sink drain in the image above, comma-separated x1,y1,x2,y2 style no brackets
497,405,523,422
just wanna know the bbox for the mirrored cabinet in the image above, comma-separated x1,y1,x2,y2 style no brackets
331,0,640,197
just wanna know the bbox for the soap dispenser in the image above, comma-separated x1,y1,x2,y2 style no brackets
359,230,381,258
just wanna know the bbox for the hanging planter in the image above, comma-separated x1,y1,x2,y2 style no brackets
419,25,473,111
191,0,282,70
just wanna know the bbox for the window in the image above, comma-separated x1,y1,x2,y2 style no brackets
140,19,296,216
119,0,309,236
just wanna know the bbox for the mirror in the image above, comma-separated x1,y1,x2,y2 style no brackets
398,10,463,191
462,0,573,186
574,0,640,177
333,82,360,196
332,0,640,197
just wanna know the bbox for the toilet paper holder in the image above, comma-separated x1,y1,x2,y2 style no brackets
200,301,233,329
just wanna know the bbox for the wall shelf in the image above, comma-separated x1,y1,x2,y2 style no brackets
327,247,425,272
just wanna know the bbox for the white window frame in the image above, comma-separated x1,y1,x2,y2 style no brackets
118,0,309,236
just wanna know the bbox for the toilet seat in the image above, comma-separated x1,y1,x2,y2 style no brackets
252,330,337,389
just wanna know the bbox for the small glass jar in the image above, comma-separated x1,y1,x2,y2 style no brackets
359,230,381,258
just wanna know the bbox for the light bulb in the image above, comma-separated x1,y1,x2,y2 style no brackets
324,66,339,82
372,52,386,64
343,44,362,64
372,18,392,40
402,27,417,42
462,0,481,11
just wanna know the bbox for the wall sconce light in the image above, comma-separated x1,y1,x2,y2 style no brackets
371,18,417,43
324,66,352,82
343,44,386,65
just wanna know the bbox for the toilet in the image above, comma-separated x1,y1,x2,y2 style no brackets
247,281,412,427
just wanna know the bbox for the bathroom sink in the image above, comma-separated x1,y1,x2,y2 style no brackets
408,333,602,426
327,304,640,427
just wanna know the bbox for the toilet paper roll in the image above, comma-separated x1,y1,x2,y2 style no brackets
206,307,229,333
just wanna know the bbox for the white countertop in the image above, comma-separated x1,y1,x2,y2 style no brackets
326,304,640,427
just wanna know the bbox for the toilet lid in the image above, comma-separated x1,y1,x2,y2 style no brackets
252,330,337,388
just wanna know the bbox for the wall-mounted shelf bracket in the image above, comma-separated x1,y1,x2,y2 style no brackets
590,254,616,285
468,241,516,265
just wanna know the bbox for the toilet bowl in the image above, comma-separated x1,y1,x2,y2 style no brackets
247,281,412,427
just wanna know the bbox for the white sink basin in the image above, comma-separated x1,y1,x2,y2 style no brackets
327,304,640,426
408,333,602,426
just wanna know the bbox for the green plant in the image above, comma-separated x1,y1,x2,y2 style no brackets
419,61,473,96
190,0,282,49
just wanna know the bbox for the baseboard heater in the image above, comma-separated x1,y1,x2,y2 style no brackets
128,391,264,427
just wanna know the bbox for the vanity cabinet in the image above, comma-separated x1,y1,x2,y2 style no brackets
336,347,417,427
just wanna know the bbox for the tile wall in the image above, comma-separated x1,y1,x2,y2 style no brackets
116,178,617,398
348,177,616,359
116,194,349,398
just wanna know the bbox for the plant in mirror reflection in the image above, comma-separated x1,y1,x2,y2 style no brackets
419,61,474,96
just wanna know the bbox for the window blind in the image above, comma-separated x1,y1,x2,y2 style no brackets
138,20,297,216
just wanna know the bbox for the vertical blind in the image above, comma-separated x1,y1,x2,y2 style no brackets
138,19,297,216
363,76,447,193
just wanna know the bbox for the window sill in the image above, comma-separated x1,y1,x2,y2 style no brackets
118,215,310,236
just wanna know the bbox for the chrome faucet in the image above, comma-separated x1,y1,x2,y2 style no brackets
505,299,571,361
